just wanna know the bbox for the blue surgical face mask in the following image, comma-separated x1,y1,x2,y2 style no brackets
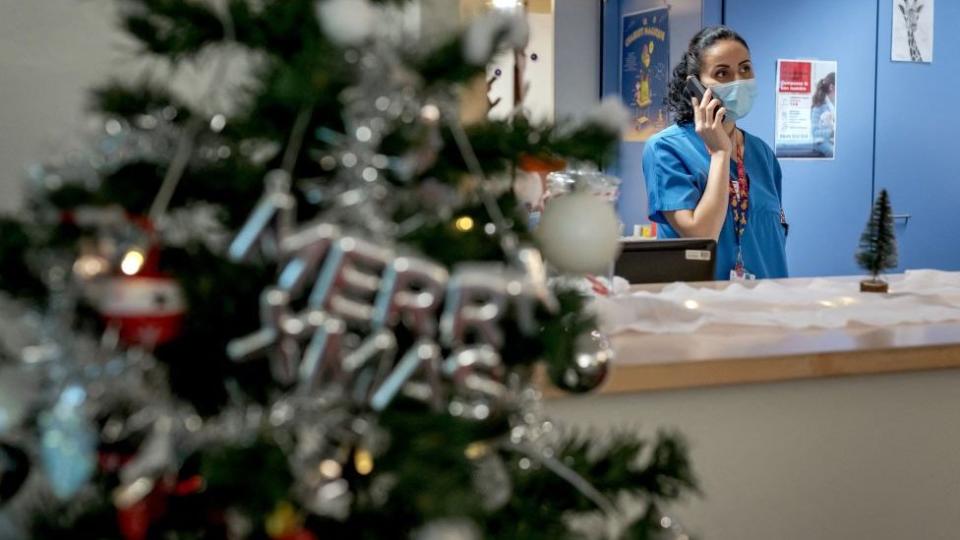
709,78,758,121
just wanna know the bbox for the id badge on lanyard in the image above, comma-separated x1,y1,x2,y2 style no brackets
730,250,756,281
729,155,756,281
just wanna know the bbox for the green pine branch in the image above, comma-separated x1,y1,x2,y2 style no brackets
486,429,698,539
120,0,228,58
456,117,618,177
0,218,49,303
90,80,194,123
156,244,275,413
413,34,489,87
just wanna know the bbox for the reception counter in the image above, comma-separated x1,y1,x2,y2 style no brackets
597,274,960,394
546,272,960,540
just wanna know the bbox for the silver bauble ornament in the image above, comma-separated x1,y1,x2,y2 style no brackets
552,329,613,393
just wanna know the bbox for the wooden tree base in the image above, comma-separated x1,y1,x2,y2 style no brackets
860,279,889,293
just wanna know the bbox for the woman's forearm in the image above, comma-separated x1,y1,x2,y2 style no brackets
667,151,730,239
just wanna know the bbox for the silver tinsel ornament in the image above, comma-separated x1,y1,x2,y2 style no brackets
468,444,511,512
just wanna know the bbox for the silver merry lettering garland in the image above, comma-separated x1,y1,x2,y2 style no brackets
225,171,557,418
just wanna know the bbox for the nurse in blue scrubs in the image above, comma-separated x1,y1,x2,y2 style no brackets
642,26,788,280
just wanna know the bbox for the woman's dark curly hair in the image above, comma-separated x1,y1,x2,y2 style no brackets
667,26,750,125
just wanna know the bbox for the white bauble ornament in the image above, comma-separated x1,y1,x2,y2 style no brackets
536,193,620,275
317,0,375,47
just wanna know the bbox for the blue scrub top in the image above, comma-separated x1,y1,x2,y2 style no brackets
642,123,788,280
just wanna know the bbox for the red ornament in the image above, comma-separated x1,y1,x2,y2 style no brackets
90,244,186,347
117,498,152,540
68,211,187,348
95,274,185,347
115,477,173,540
173,475,204,496
98,450,136,474
278,529,318,540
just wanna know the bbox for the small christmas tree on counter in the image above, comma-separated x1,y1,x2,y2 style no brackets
856,189,898,293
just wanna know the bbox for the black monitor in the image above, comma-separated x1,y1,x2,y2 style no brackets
614,238,717,284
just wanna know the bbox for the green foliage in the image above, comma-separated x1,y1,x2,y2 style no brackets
398,191,529,266
419,116,619,184
286,414,697,540
201,438,295,519
120,0,227,58
101,161,168,214
230,61,346,153
156,243,274,413
0,218,47,302
855,189,898,278
413,34,489,87
46,183,100,210
29,490,123,540
349,406,502,533
90,80,193,122
486,429,698,539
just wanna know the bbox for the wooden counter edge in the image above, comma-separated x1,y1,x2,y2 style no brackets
540,342,960,398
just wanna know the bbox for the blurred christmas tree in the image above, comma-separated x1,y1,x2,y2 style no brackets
856,189,898,293
0,1,697,538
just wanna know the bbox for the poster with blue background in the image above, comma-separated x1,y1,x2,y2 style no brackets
621,8,670,141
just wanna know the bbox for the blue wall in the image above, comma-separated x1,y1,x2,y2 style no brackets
606,0,959,276
874,0,960,272
724,0,879,277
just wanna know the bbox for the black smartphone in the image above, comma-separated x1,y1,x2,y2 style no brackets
685,76,721,106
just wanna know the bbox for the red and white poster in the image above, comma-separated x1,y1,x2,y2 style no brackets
775,59,837,160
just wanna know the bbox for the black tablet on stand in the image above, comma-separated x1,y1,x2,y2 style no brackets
614,238,717,284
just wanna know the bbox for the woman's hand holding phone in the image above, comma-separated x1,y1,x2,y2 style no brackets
691,87,732,156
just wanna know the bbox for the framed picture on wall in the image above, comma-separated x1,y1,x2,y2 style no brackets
620,7,669,142
774,59,838,160
892,0,933,63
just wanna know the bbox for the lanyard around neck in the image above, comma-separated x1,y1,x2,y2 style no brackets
729,133,749,247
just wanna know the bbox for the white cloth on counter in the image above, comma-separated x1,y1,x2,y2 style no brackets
593,270,960,335
549,274,631,297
